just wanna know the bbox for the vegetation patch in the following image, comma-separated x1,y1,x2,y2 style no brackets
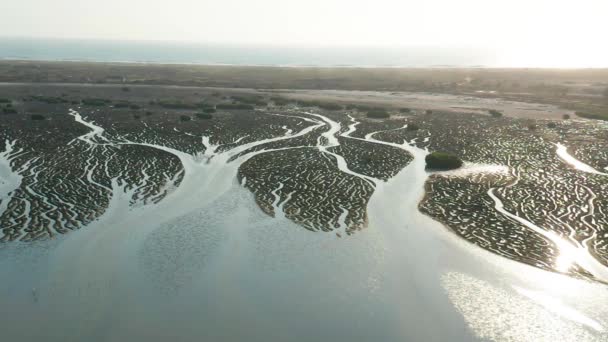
179,115,191,122
407,123,420,131
366,108,390,119
82,98,111,106
425,152,463,170
489,109,503,117
297,100,342,110
575,111,608,121
231,95,267,106
216,103,255,110
31,114,46,120
31,95,69,104
153,100,200,110
271,97,290,106
196,113,213,120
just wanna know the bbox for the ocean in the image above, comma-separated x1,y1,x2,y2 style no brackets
0,37,498,68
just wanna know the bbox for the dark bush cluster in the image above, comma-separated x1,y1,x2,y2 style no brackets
407,123,420,131
425,152,463,170
196,113,213,120
271,97,290,106
82,98,111,106
231,95,267,106
297,100,342,110
153,100,200,110
30,114,46,120
2,107,17,114
366,109,390,119
575,111,608,121
489,109,503,118
216,103,255,110
31,96,69,104
179,115,191,122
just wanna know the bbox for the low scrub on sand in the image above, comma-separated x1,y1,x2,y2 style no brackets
271,97,291,106
489,109,503,117
425,152,463,170
153,100,200,110
31,96,69,104
297,100,342,110
366,109,390,119
216,103,255,110
31,114,46,120
231,95,267,106
179,115,191,122
407,123,420,131
576,111,608,121
196,113,213,119
82,98,111,106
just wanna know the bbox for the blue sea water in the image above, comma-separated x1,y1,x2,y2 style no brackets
0,38,498,67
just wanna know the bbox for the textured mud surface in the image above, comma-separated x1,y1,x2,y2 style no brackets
416,113,608,279
1,84,607,282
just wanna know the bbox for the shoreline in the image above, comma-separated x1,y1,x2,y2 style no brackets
4,58,608,70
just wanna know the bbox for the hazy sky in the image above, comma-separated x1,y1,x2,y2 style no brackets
2,0,608,66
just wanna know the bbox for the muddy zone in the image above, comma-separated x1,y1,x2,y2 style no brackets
0,83,607,282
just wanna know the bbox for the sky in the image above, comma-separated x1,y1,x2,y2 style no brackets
2,0,608,67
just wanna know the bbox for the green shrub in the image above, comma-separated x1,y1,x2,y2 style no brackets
180,115,191,122
407,123,420,131
216,103,255,110
231,95,267,106
82,98,111,106
121,87,130,92
0,98,10,103
114,102,131,108
2,107,17,114
575,111,608,121
31,114,45,120
547,122,557,128
133,114,141,119
366,109,390,119
129,104,141,110
297,100,342,110
425,109,433,115
196,113,213,120
489,109,503,117
317,103,342,111
271,97,290,106
399,108,411,113
201,107,216,114
425,152,463,170
31,96,68,104
154,100,199,110
563,114,570,120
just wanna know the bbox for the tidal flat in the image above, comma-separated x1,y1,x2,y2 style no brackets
0,63,608,341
